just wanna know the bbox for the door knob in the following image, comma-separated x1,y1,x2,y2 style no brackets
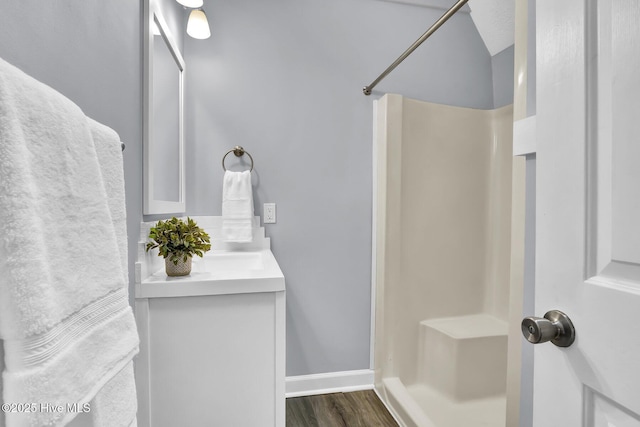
521,310,575,347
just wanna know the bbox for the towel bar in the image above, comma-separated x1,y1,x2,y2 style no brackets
222,145,254,172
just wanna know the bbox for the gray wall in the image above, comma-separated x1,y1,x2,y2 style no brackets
527,0,536,116
185,0,495,376
492,45,515,108
0,1,143,299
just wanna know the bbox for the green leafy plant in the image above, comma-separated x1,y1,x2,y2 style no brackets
146,217,211,265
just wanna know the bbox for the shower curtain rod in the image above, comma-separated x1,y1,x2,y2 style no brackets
362,0,470,96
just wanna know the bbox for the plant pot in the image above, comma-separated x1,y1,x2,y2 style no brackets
165,256,192,277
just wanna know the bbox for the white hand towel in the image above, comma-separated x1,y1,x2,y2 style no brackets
222,170,254,242
0,57,139,427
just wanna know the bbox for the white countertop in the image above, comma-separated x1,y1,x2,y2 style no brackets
136,249,285,298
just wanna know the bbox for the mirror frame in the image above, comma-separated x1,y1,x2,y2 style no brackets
143,0,186,215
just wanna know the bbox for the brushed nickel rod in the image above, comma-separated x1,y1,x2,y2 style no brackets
363,0,470,96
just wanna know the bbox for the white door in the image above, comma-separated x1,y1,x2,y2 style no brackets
534,0,640,425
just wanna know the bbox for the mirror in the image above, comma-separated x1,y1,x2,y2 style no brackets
143,0,186,214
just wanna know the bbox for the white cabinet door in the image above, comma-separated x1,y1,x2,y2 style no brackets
534,0,640,425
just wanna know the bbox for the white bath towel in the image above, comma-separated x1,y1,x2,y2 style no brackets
222,170,254,242
88,118,129,285
0,57,139,427
88,362,137,427
87,119,138,427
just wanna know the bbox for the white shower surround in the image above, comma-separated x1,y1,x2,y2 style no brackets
373,94,513,426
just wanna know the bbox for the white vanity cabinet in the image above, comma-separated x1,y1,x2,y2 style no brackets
135,217,285,427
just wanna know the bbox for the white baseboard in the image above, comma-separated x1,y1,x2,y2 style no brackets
285,369,374,398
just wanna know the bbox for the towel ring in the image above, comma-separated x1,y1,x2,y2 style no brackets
222,145,254,172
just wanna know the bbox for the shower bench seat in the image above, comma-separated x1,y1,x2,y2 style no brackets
419,314,508,402
381,314,509,427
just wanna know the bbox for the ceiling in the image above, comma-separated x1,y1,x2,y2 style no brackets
378,0,515,56
467,0,514,56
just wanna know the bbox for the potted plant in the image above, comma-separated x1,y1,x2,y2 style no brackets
146,217,211,277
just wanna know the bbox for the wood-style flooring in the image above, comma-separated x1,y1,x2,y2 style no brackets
286,390,399,427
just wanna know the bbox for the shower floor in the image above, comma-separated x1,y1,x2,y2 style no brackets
406,383,506,427
382,377,506,427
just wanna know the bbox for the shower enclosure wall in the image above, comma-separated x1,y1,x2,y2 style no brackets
373,94,513,427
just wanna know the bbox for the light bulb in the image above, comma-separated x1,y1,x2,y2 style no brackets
187,9,211,40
